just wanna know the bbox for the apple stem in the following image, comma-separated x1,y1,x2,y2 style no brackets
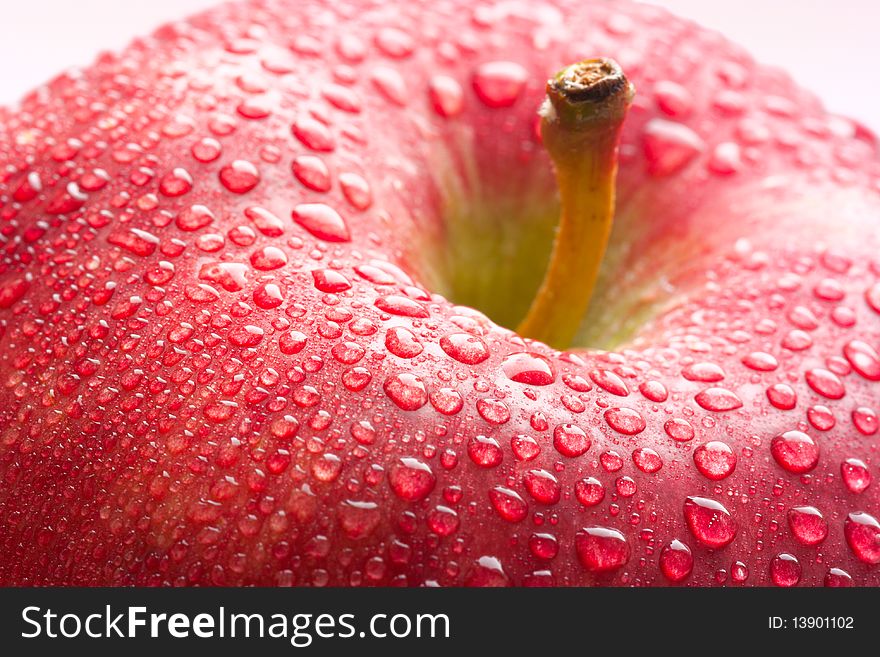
516,58,634,349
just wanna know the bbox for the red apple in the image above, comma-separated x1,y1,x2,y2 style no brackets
0,0,878,586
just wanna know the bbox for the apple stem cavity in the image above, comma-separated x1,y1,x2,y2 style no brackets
516,58,634,349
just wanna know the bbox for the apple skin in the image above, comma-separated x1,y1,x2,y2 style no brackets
0,0,879,586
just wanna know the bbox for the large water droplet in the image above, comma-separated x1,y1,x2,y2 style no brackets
472,61,528,108
787,506,828,546
489,486,527,522
501,352,555,385
841,458,871,493
642,119,704,176
695,387,742,412
553,424,591,457
659,539,693,583
575,527,630,574
844,512,880,564
604,407,646,435
770,553,801,587
693,441,736,480
389,457,436,501
383,373,428,410
684,496,737,548
292,203,351,242
770,430,819,473
440,333,489,364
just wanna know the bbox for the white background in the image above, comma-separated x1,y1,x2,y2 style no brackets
0,0,877,131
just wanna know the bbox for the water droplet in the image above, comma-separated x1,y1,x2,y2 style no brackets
787,506,828,546
841,458,871,493
575,477,605,507
176,204,215,231
654,80,693,117
107,228,159,256
852,407,879,435
472,61,528,108
292,155,331,192
844,512,880,564
338,500,380,539
771,430,819,473
615,476,636,497
664,418,695,442
523,469,561,504
375,295,428,318
253,282,284,309
844,340,880,380
219,160,260,193
428,506,460,536
575,527,630,573
695,387,742,412
383,373,428,410
501,352,555,385
440,333,489,364
693,441,736,480
159,168,193,196
192,137,221,162
824,568,853,587
250,246,288,270
682,361,725,382
292,203,351,242
642,119,704,176
489,486,527,522
604,407,646,435
770,553,801,587
529,533,559,560
766,383,797,410
339,172,372,210
429,388,464,415
659,539,693,583
384,326,422,359
370,66,408,106
807,404,835,431
279,330,307,355
553,424,591,457
639,380,668,402
429,75,464,117
742,351,778,371
805,368,845,399
476,399,510,425
590,369,629,396
468,435,503,467
684,496,737,548
632,447,662,473
510,434,540,461
600,450,624,472
292,116,335,151
389,457,436,501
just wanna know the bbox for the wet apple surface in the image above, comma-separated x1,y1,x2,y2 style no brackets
0,0,878,585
